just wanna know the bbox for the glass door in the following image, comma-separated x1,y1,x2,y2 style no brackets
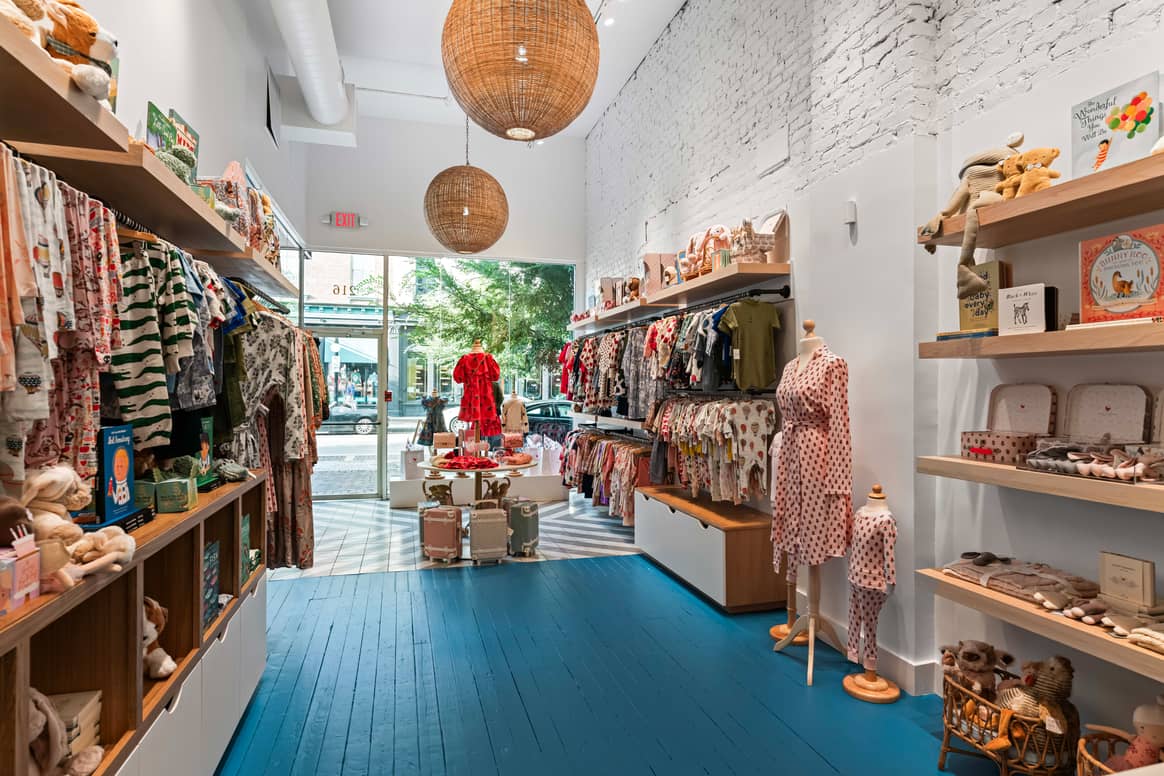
311,330,386,499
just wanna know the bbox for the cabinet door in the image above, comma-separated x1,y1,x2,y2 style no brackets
634,493,727,604
140,661,203,776
116,744,142,776
240,573,267,709
202,619,242,774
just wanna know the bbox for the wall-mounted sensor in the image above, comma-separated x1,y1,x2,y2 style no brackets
843,200,857,226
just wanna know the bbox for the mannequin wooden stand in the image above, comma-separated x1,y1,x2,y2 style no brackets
770,565,840,685
769,553,809,645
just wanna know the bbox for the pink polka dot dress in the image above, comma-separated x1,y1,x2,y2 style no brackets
772,345,853,578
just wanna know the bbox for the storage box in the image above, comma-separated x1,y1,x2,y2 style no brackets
640,254,669,296
156,476,198,513
1062,383,1152,444
961,384,1057,465
401,448,424,480
600,277,618,308
432,432,456,449
134,481,155,510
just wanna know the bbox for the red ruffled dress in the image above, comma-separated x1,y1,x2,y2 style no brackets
454,351,502,436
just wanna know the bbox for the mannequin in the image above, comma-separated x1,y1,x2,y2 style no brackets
470,339,484,353
771,319,851,687
842,485,900,703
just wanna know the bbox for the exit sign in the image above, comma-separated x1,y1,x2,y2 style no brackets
327,211,365,229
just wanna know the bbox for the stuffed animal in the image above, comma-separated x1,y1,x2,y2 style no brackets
988,655,1077,754
28,686,103,776
22,466,89,546
70,525,135,567
921,132,1024,299
662,266,677,286
624,277,641,302
1016,147,1061,197
995,155,1025,200
1092,695,1164,771
0,494,30,545
701,224,731,273
36,538,120,593
942,639,1015,701
143,596,178,679
1,0,118,101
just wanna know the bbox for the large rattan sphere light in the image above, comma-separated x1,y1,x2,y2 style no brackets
424,119,509,254
441,0,600,141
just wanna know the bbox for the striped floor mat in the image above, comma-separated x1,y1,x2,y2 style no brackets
270,495,640,579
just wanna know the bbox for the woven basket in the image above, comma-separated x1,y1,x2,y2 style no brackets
939,676,1077,776
1076,731,1130,776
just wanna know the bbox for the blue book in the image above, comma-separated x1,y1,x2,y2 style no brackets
98,426,135,520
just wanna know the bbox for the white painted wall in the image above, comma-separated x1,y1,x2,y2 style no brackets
85,0,308,233
302,116,587,263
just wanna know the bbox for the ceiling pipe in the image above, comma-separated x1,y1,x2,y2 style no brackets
268,0,350,125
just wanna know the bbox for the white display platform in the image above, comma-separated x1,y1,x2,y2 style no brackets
389,473,568,508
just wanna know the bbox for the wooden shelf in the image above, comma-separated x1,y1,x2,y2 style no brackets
919,322,1164,359
570,411,646,431
567,315,597,332
637,486,770,531
597,298,675,324
917,456,1164,513
0,18,128,151
0,476,265,654
648,263,791,306
11,141,246,254
917,153,1164,249
200,247,298,298
920,568,1164,683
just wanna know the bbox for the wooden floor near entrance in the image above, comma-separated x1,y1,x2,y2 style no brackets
218,556,994,775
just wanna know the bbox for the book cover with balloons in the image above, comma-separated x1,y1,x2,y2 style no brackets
1071,72,1159,177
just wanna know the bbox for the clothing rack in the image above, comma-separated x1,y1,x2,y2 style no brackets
574,425,651,443
667,388,778,399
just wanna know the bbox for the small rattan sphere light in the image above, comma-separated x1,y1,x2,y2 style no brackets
424,120,509,255
441,0,600,141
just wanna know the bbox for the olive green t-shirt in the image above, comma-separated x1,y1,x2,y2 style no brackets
717,300,781,391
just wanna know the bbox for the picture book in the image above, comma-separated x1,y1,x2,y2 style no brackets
145,101,175,153
999,284,1058,336
196,416,215,486
1080,225,1164,324
958,260,1012,332
1071,72,1160,177
168,109,200,175
98,426,135,520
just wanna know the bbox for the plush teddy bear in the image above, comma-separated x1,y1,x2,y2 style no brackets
22,466,90,546
989,655,1077,754
625,277,641,302
28,686,103,776
995,155,1025,200
920,132,1024,299
1,0,118,101
1096,695,1164,771
1016,147,1061,197
143,596,178,679
942,639,1015,701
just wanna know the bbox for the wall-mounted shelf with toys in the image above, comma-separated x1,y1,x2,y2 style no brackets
0,17,129,152
0,476,268,776
918,320,1164,359
917,152,1164,250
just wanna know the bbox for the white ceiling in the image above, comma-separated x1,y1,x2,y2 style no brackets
248,0,686,138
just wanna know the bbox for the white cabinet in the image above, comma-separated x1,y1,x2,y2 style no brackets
239,574,267,707
139,662,204,776
116,744,142,776
635,492,728,605
202,617,242,774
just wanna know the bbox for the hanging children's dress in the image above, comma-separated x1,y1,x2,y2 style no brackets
453,350,502,437
419,394,448,445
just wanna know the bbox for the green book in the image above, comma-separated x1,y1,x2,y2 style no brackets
959,260,1012,331
145,101,175,153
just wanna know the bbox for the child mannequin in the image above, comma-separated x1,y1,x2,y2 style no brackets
843,484,900,703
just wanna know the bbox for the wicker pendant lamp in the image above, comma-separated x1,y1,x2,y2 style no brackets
424,119,509,255
442,0,600,141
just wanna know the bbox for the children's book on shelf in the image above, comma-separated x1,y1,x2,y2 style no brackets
999,284,1058,336
1080,225,1164,324
958,260,1011,332
98,425,135,520
1071,72,1159,177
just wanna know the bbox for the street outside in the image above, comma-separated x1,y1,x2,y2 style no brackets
312,417,421,497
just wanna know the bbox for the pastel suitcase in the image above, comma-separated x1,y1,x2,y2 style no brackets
416,500,440,558
469,500,509,564
508,501,539,557
423,506,463,562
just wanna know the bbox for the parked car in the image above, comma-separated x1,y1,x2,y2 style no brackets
320,401,379,435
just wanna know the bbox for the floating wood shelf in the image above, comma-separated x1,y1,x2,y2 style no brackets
919,322,1164,359
199,247,298,299
917,455,1164,513
917,154,1164,249
596,298,675,324
569,411,646,431
649,263,792,306
0,18,128,151
12,141,244,253
637,486,771,532
920,568,1164,683
567,316,597,332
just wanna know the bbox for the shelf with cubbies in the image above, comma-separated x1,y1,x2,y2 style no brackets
10,141,297,299
0,18,129,152
0,474,267,776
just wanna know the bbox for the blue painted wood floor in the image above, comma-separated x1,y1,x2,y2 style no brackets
218,556,996,776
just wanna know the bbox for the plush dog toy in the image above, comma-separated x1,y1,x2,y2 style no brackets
143,596,178,679
942,639,1015,701
22,466,90,546
28,686,103,776
0,0,118,101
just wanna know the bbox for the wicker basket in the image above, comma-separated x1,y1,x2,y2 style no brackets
940,676,1077,776
1076,730,1132,776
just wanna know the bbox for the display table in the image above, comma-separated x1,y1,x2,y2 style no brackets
634,487,785,613
0,474,268,776
417,460,538,501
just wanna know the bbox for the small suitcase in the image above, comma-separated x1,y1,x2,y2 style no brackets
416,500,440,558
422,506,463,562
507,500,539,557
469,500,509,564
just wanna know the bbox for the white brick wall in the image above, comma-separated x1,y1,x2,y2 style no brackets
585,0,1164,289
